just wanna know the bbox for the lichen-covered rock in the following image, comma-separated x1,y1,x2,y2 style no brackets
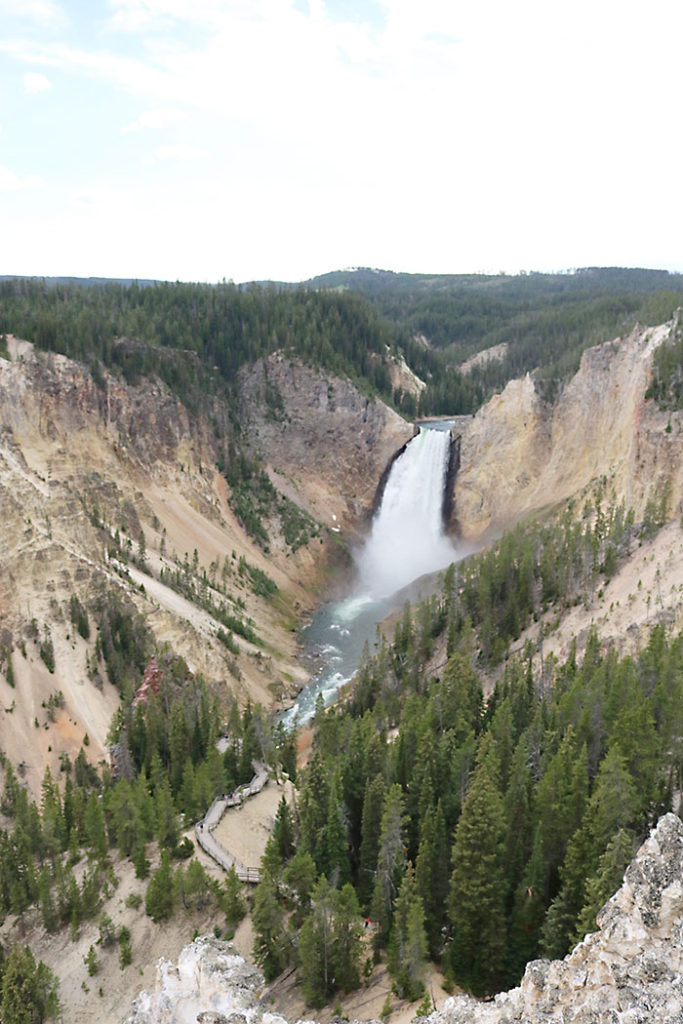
124,935,287,1024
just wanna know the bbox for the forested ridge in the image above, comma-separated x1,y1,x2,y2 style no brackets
3,268,682,424
305,266,683,405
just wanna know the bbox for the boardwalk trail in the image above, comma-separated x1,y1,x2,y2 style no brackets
194,761,268,883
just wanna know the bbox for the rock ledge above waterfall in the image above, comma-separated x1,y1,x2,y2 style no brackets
125,813,683,1024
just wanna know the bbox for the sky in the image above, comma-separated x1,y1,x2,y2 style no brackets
1,0,683,283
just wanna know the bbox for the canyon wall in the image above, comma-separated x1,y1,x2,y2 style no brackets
238,352,415,534
0,340,410,796
453,322,682,542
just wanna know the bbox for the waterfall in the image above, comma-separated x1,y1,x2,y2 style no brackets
354,426,456,600
281,423,457,728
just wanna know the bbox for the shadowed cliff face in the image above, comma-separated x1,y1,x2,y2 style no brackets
453,322,682,543
238,352,415,535
125,814,683,1024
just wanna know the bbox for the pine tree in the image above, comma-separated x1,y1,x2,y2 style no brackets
505,829,547,985
370,784,406,943
223,865,246,930
83,792,108,861
320,774,350,886
252,874,288,981
415,801,449,959
332,883,363,994
573,828,634,942
388,863,427,1001
298,875,336,1007
298,750,330,866
154,779,179,850
273,795,295,862
283,849,317,925
178,858,214,912
542,746,637,959
358,773,385,910
38,866,58,933
446,737,507,996
84,945,100,977
145,851,175,922
0,944,60,1023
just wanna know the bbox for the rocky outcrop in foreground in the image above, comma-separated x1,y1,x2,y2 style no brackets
126,814,683,1024
435,812,683,1022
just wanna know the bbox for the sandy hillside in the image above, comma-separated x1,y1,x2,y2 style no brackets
0,779,294,1024
0,846,220,1024
513,519,683,675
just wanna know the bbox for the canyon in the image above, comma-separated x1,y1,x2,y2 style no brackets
0,311,680,1024
1,316,681,796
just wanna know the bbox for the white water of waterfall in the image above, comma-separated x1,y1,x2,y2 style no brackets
354,426,456,601
280,423,457,728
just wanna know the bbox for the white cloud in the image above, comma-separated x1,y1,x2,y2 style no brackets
144,143,208,164
0,167,22,191
24,71,52,92
0,166,44,190
3,0,683,281
0,0,64,28
121,107,186,132
105,0,254,34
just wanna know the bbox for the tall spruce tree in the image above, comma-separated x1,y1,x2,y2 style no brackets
447,736,507,996
388,863,428,1001
415,800,449,959
370,784,406,943
298,875,336,1007
357,773,386,910
252,874,288,981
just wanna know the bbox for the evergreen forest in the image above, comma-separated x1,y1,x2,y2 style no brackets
246,490,682,1002
0,268,682,1019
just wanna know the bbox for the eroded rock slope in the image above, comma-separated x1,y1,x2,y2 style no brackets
239,352,415,534
0,339,409,795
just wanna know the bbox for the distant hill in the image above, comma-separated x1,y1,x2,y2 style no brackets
0,274,161,288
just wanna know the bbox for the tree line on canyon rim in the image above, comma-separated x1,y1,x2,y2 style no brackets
2,267,683,425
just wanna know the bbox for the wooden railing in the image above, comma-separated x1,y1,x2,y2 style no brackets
194,762,268,883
